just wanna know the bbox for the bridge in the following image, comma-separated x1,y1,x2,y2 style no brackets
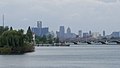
69,38,120,45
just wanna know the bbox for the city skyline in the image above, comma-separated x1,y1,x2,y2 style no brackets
31,21,120,40
0,0,120,34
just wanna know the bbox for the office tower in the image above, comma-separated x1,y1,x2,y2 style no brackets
89,30,92,36
67,27,71,34
83,33,89,38
78,30,82,37
92,32,100,39
66,27,72,39
111,32,120,38
32,21,49,37
37,21,42,28
103,30,106,37
59,26,65,38
41,27,49,36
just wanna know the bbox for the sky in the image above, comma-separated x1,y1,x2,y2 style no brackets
0,0,120,35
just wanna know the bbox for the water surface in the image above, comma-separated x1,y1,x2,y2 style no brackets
0,45,120,68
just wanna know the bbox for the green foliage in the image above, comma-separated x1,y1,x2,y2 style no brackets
0,27,34,54
42,35,47,43
54,37,59,43
10,27,13,30
0,30,24,47
47,34,54,44
26,26,33,43
35,34,56,44
0,47,11,54
18,29,24,34
0,26,9,35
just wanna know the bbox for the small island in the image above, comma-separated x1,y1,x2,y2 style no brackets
0,26,35,55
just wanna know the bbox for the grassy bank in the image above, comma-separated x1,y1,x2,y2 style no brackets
0,44,34,55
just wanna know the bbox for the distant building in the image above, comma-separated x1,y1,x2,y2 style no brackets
66,27,71,38
89,30,92,36
56,26,77,41
56,26,65,41
65,27,76,39
41,27,49,37
59,26,65,38
37,21,42,28
32,21,49,37
83,33,89,38
32,27,41,36
78,30,82,37
111,32,120,38
92,32,100,38
103,30,106,37
67,27,71,34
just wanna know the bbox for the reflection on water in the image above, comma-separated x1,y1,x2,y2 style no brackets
0,45,120,68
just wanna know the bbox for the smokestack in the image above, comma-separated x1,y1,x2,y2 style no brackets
2,14,4,27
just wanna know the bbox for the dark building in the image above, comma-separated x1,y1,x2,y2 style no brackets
32,21,49,37
103,30,106,37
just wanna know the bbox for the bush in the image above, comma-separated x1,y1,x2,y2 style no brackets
0,29,34,55
0,47,11,54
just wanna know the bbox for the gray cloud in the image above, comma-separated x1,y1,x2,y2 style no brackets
98,0,118,3
0,0,120,34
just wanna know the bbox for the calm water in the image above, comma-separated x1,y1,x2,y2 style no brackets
0,45,120,68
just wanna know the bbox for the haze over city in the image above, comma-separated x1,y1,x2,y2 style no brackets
0,0,120,34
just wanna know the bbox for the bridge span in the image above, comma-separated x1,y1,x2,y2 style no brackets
71,38,120,45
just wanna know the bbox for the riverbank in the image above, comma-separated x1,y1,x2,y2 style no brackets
36,43,70,47
0,44,35,55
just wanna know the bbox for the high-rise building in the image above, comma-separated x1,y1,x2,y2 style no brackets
83,33,89,38
89,30,92,36
66,27,72,39
67,27,71,34
32,27,41,36
103,30,106,37
32,21,49,37
78,30,82,37
59,26,65,38
41,27,49,36
111,32,120,38
92,32,100,38
37,21,42,28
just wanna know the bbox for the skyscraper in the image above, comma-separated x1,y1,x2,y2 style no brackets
111,32,120,38
67,27,71,34
37,21,42,28
89,30,92,36
59,26,65,38
78,30,82,37
32,21,49,37
56,26,65,41
66,27,72,39
103,30,106,37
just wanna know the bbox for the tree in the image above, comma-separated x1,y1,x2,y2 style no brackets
42,35,47,43
10,27,13,30
0,27,35,54
47,34,53,44
55,37,59,43
26,26,33,43
0,30,24,47
0,26,9,35
18,29,24,34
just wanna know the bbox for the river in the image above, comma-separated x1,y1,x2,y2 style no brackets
0,45,120,68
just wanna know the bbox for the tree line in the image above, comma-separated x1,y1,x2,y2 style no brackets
0,26,34,54
35,34,60,44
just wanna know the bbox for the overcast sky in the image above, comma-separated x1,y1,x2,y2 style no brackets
0,0,120,35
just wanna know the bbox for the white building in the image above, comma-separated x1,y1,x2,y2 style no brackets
92,32,100,38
